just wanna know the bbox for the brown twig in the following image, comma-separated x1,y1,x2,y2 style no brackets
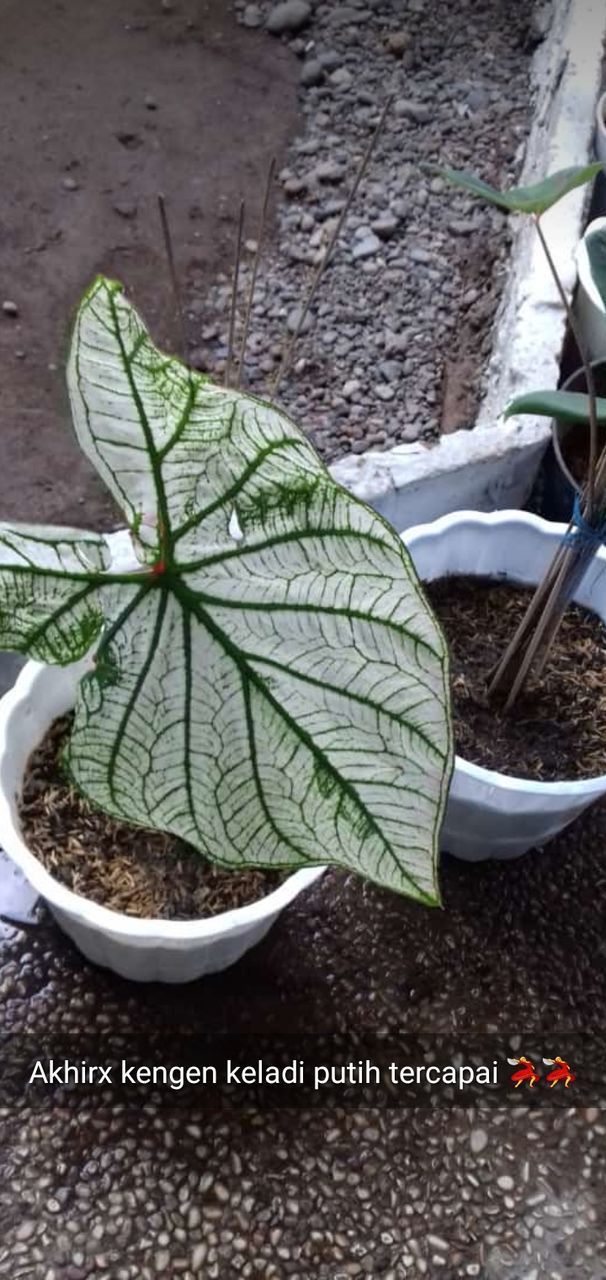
225,200,245,389
237,158,275,389
270,98,392,402
157,194,186,359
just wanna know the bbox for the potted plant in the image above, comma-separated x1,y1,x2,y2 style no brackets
0,277,453,981
403,161,606,860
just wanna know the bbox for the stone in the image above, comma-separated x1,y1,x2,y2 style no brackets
317,50,342,71
449,218,477,236
378,359,402,381
16,1220,37,1241
384,30,412,56
62,176,79,191
314,161,345,184
470,1128,488,1155
301,59,324,87
330,67,353,90
2,300,18,317
375,383,395,401
284,176,308,197
371,213,399,240
409,246,433,265
242,3,263,26
266,1,311,35
394,98,432,125
466,85,490,111
327,5,371,22
352,233,381,259
384,332,408,356
145,94,158,109
113,201,137,219
343,379,361,399
286,306,312,334
496,1174,515,1191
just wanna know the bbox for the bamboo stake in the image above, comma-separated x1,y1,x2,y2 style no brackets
225,200,245,388
236,158,276,389
158,194,186,359
270,99,391,402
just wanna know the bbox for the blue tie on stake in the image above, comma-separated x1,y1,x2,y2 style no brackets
564,493,606,550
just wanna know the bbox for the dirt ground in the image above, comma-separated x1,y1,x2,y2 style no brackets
0,0,298,529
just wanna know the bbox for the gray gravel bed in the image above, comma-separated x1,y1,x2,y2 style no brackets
192,0,544,461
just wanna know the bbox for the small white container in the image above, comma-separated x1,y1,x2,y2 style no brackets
0,660,324,982
403,510,606,861
575,217,606,362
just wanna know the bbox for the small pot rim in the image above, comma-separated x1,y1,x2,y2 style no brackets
403,507,606,799
0,662,325,942
597,89,606,132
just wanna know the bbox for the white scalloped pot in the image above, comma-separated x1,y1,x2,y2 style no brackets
403,510,606,862
0,659,325,982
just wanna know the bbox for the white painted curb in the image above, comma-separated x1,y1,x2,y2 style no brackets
330,0,606,531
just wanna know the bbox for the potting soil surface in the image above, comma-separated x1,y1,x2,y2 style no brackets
427,574,606,781
19,717,285,920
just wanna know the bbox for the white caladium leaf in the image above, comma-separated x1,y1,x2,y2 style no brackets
0,525,110,662
2,277,452,904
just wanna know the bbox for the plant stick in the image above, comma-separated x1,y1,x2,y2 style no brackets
225,199,245,389
236,158,275,389
270,99,391,401
158,194,186,359
488,214,605,704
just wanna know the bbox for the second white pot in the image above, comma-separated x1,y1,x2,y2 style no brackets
403,510,606,861
0,660,324,982
575,217,606,362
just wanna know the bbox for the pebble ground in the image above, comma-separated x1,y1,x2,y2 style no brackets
195,0,543,460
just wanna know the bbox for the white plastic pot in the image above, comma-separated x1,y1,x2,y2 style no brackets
575,217,606,362
403,510,606,861
0,660,324,982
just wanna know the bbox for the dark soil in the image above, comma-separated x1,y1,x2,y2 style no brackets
427,574,606,782
18,717,284,920
0,0,298,530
